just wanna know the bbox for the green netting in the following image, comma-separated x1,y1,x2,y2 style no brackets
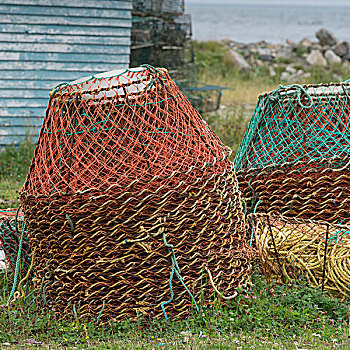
0,209,31,275
234,82,350,172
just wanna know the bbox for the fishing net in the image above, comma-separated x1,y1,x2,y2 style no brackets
254,213,350,299
20,66,253,322
0,208,31,275
234,82,350,222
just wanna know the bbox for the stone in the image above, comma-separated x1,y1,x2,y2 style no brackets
300,38,313,48
276,43,293,60
306,49,327,67
223,49,251,72
280,72,291,81
316,28,337,46
285,65,296,74
257,47,274,61
324,49,342,64
269,66,277,77
334,41,349,58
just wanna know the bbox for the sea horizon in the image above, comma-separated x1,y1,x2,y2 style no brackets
186,1,350,44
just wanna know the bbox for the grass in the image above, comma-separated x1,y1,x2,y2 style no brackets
1,41,350,348
193,40,350,106
0,140,35,209
1,270,350,348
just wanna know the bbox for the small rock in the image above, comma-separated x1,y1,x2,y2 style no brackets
300,38,313,48
324,49,342,64
223,49,251,72
306,49,327,67
257,47,273,61
276,43,293,60
269,66,276,77
301,72,311,79
334,41,350,58
285,65,296,74
280,72,291,81
316,28,337,46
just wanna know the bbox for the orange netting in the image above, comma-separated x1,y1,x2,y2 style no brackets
20,67,253,322
23,66,229,196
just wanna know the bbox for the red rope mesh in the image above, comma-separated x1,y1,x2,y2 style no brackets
20,67,253,322
23,67,230,196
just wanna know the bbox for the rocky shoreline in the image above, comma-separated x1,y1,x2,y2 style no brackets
222,28,350,82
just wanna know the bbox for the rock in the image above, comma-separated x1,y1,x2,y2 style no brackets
306,49,327,67
223,49,251,72
324,49,342,64
276,43,293,60
256,47,273,61
269,66,276,77
316,28,337,46
285,65,296,74
334,41,349,58
300,38,313,49
280,72,291,81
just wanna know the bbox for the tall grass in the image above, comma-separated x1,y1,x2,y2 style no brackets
0,140,35,208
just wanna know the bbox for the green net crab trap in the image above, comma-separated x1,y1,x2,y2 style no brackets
0,208,31,276
234,82,350,223
20,66,254,323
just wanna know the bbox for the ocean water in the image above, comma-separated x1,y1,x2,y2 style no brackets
186,1,350,43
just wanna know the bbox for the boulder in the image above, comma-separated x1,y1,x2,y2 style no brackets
276,43,293,60
256,47,273,62
324,49,342,64
280,71,291,81
306,49,327,67
334,41,349,58
299,38,313,49
269,66,277,77
223,49,251,72
316,28,337,46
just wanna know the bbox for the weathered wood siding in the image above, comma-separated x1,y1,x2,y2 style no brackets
0,0,132,145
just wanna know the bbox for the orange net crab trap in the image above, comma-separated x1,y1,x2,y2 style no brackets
234,82,350,223
20,66,253,323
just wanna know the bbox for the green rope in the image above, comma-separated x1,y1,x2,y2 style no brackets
234,82,350,173
66,214,74,233
6,206,26,306
95,300,106,327
250,200,262,246
160,232,204,322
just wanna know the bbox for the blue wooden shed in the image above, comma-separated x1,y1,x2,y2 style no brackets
0,0,132,145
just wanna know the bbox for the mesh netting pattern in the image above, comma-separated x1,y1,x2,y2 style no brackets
20,67,253,322
0,209,31,275
235,82,350,222
254,214,350,299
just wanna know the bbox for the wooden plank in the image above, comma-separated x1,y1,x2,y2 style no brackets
0,33,130,46
0,107,46,117
0,89,49,98
0,23,131,36
0,51,130,64
0,42,130,54
0,134,39,146
0,14,132,27
1,69,130,80
0,80,63,89
0,4,132,18
0,117,44,127
0,98,48,108
0,0,132,10
0,61,131,72
0,126,40,136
